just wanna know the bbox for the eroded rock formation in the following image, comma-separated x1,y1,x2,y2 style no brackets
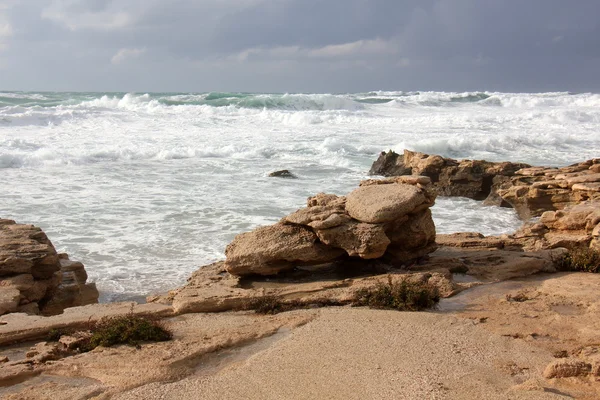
370,149,600,219
0,219,99,316
224,177,437,276
369,149,529,201
512,200,600,251
495,162,600,219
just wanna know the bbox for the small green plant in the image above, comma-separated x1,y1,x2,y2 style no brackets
506,292,529,302
448,265,469,274
554,247,600,273
83,314,172,350
553,350,569,358
244,277,440,315
243,296,344,315
352,276,440,311
47,328,64,342
245,295,293,315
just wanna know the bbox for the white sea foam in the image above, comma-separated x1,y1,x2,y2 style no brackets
1,91,599,302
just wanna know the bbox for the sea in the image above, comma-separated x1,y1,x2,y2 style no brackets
1,91,599,302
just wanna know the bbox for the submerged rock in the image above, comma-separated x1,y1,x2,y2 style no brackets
0,220,99,316
268,169,297,178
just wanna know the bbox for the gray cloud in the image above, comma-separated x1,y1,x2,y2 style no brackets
0,0,599,92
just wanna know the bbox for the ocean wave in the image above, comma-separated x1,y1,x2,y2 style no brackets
393,130,594,166
2,91,600,120
482,92,600,108
0,137,369,169
79,92,365,111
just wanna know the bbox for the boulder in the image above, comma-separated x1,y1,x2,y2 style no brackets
0,287,20,315
225,178,438,276
345,183,432,224
316,222,390,259
268,169,297,178
0,220,99,316
224,223,345,276
0,220,61,279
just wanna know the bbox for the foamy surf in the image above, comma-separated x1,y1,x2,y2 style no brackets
1,91,599,301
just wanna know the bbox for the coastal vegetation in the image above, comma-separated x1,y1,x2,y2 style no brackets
244,276,440,315
243,296,345,315
46,313,172,352
352,276,440,311
554,247,600,273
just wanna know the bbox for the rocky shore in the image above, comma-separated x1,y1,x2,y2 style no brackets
0,220,98,316
1,151,599,399
371,149,600,219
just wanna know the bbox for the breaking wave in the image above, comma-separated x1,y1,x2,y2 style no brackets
3,89,600,301
1,91,599,113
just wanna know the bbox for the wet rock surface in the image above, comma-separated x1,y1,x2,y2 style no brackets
268,169,297,178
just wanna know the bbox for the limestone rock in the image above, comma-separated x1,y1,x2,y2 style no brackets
369,149,528,201
385,209,436,250
0,287,20,315
543,358,592,379
435,232,512,250
40,272,99,316
17,302,40,315
58,256,89,284
307,193,344,207
0,302,173,346
225,179,437,277
225,223,345,276
496,161,600,219
59,331,93,351
25,341,64,364
370,149,600,219
0,221,60,278
345,183,431,224
284,203,346,227
316,222,390,259
512,200,600,251
360,175,432,187
0,222,99,316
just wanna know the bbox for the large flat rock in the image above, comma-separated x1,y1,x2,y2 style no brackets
224,224,345,276
345,183,428,224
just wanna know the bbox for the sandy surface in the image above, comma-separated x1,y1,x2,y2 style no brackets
115,308,568,400
3,272,600,400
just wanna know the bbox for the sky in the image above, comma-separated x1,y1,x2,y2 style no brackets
0,0,599,93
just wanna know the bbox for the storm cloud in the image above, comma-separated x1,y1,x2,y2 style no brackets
1,0,599,92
